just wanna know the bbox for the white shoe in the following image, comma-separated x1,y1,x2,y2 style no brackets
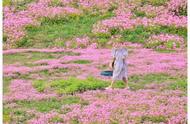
125,86,130,90
105,86,112,90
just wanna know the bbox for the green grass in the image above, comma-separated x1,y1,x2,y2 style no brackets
50,76,109,94
168,78,187,91
3,0,36,9
73,60,91,64
32,80,47,92
38,68,68,77
122,26,150,43
121,25,187,44
3,77,12,94
16,96,85,112
141,115,167,123
19,12,114,48
3,51,80,66
155,49,176,53
3,108,11,123
32,77,128,95
178,6,187,16
3,0,11,6
140,0,168,6
50,116,64,123
128,73,187,91
133,10,146,17
3,107,35,124
32,73,187,94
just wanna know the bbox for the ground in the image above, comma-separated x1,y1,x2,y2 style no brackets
3,0,187,123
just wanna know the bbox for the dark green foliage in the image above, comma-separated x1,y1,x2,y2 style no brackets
73,60,91,64
50,77,108,94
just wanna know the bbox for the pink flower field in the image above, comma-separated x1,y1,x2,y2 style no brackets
3,0,187,123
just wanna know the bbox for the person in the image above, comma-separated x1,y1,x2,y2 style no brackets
106,42,129,89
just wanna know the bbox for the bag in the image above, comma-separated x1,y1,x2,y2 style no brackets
112,59,115,69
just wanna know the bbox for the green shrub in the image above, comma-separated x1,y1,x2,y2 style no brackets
32,80,47,92
50,77,108,94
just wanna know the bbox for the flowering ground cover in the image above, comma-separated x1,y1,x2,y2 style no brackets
3,0,187,123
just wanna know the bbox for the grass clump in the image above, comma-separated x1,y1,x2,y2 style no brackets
50,76,108,94
121,25,187,44
38,68,68,77
140,0,168,6
3,107,35,124
3,0,11,6
22,12,114,48
128,73,186,91
168,78,187,91
73,60,91,64
133,10,146,17
141,115,167,123
3,77,12,94
32,80,47,92
3,51,79,66
16,96,83,112
50,76,128,94
49,116,64,123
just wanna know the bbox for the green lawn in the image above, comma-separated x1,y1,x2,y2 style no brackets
3,51,80,66
18,12,114,48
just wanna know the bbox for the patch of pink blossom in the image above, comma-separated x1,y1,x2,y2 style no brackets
28,111,59,124
28,89,186,123
4,79,56,102
3,7,36,48
3,47,187,78
75,37,90,48
167,0,187,13
66,36,97,49
146,33,185,50
3,65,32,75
153,13,187,27
3,0,82,48
137,5,167,17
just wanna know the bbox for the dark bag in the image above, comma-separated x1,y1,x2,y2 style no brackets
112,58,115,69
